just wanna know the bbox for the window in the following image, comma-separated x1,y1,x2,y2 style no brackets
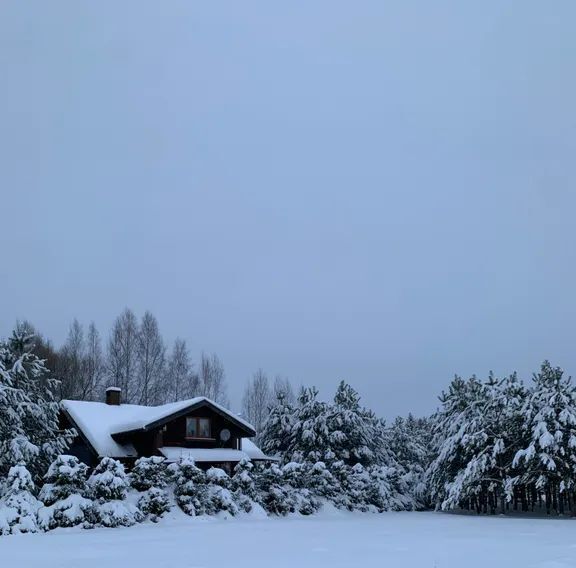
186,417,211,439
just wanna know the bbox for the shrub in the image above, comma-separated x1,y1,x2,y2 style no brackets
138,487,171,522
0,464,41,535
131,456,168,491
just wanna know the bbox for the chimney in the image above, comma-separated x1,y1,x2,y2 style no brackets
106,387,121,406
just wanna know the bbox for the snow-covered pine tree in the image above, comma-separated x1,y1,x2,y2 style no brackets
388,414,433,507
0,329,74,480
130,456,169,491
172,458,210,516
513,361,576,515
88,457,142,527
231,459,257,512
253,462,294,516
426,375,489,511
0,463,41,535
88,457,129,501
285,387,332,463
205,467,239,515
328,381,387,467
37,455,95,530
260,391,296,459
138,487,171,522
426,372,530,514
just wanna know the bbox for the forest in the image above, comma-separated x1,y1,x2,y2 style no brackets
1,312,576,536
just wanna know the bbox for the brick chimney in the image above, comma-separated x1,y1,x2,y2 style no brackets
106,387,121,406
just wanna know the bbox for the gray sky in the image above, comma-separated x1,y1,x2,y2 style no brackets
1,2,575,418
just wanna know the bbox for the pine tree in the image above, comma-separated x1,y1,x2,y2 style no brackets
0,464,41,535
88,457,129,501
513,362,576,514
0,329,74,480
37,455,95,530
231,459,257,512
205,467,239,515
130,456,169,491
286,387,332,463
260,391,296,458
88,458,142,527
138,487,171,522
172,458,210,516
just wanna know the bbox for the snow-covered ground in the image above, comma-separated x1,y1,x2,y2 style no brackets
2,509,576,568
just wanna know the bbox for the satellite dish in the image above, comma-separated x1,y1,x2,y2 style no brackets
220,428,231,442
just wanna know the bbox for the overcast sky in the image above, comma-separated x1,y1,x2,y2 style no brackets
1,2,575,418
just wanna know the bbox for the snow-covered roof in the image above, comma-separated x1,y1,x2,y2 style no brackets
61,397,255,458
242,438,280,461
160,447,250,463
110,397,255,435
61,400,140,458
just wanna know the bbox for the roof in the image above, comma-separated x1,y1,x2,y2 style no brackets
61,397,255,458
242,438,280,461
110,397,255,437
160,447,250,463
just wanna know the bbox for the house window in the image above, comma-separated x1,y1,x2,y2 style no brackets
186,417,211,439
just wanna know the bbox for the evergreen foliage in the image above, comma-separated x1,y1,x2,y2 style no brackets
130,456,169,491
0,464,41,535
37,455,95,530
0,329,74,480
138,487,171,522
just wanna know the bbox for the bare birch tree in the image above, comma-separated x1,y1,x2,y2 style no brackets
273,374,295,405
197,352,228,405
165,338,197,402
85,321,105,401
136,311,166,405
107,308,139,403
57,319,87,400
242,368,273,440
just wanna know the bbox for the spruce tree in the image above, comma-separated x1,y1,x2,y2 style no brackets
0,329,74,480
513,361,576,514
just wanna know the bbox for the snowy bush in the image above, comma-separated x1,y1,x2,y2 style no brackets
0,464,41,535
254,463,295,516
96,500,143,528
88,457,129,501
173,458,210,516
231,459,257,512
37,455,95,530
203,468,239,516
130,456,169,491
138,487,171,522
88,458,142,527
38,455,90,506
37,494,97,531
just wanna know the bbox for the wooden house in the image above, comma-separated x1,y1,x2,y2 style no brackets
60,387,275,473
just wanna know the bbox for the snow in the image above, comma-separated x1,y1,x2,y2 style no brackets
160,447,250,463
242,438,279,461
3,512,576,567
62,397,255,458
61,400,141,457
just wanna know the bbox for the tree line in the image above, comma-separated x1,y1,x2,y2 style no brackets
426,361,576,516
15,309,296,412
6,319,576,517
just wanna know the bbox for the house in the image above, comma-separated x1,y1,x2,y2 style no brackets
60,387,276,473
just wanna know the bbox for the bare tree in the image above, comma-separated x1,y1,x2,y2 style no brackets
242,369,273,440
57,319,87,400
197,352,228,405
135,311,166,405
107,308,139,403
165,338,197,403
85,322,105,401
273,374,295,405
